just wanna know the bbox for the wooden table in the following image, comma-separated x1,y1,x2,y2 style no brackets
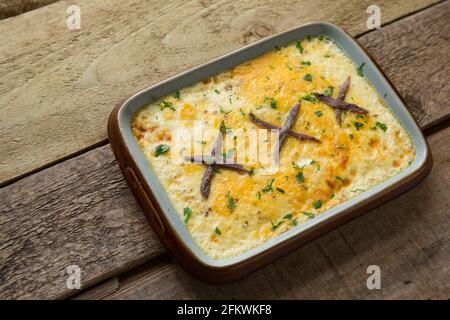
1,0,449,300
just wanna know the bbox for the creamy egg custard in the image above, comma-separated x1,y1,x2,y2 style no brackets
131,36,415,259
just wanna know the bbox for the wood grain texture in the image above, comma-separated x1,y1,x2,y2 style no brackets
105,127,450,299
0,0,440,184
1,1,449,300
0,0,58,19
358,1,450,130
0,145,164,299
71,277,120,300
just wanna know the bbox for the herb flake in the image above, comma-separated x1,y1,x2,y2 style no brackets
276,187,285,194
219,120,230,135
271,219,283,231
312,200,322,209
357,63,365,77
155,144,170,157
183,207,192,223
302,211,315,219
324,86,334,97
283,213,298,226
353,121,364,131
226,191,236,210
375,121,387,132
314,110,323,117
296,41,304,54
296,172,305,183
301,94,316,103
160,100,175,111
262,178,275,193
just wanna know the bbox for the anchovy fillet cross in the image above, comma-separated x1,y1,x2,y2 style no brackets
185,131,249,199
249,102,320,162
313,76,369,126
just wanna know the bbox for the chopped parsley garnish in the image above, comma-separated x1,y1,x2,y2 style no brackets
219,106,232,115
256,191,262,199
226,191,236,210
375,121,387,132
296,172,305,183
310,159,320,171
214,227,222,235
303,73,313,82
183,207,192,223
270,98,277,109
324,86,334,96
271,219,283,231
349,134,354,139
173,90,181,99
312,200,322,209
336,176,344,182
248,167,255,176
214,89,221,94
301,94,316,103
353,121,364,130
301,60,311,66
318,35,325,41
219,120,230,134
276,187,285,194
239,108,246,116
264,96,277,109
160,100,175,111
262,178,275,193
283,213,298,226
302,211,315,219
356,62,365,77
296,41,304,54
291,161,301,170
155,144,170,157
330,191,335,199
314,110,323,117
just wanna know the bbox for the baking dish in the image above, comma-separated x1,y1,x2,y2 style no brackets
108,22,432,283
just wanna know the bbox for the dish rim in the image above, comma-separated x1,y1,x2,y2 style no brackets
108,21,432,281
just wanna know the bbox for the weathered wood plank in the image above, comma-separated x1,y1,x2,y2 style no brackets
105,127,450,299
71,277,120,300
1,2,450,300
0,0,441,184
358,1,450,130
0,0,59,20
0,145,164,299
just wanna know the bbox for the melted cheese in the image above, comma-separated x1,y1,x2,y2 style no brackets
131,36,415,259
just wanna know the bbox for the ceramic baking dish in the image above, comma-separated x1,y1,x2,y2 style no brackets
108,22,432,284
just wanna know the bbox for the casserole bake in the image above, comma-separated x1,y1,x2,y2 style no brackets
108,22,432,283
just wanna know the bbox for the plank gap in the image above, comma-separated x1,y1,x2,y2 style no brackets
0,138,109,188
0,0,61,20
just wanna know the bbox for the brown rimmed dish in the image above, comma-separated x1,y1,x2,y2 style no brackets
108,22,432,284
